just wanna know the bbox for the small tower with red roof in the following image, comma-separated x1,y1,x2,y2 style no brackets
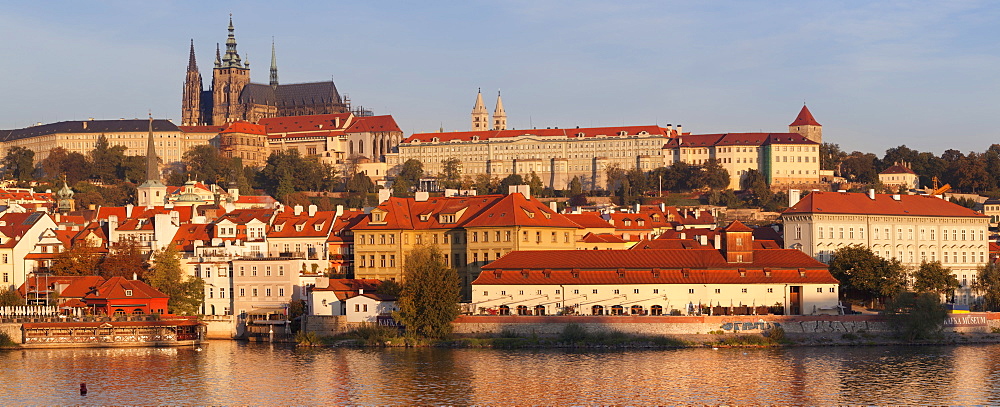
789,105,822,144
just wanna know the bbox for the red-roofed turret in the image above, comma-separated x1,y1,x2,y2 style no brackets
788,105,822,143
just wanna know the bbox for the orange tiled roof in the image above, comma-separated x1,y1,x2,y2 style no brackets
85,277,167,300
563,213,614,229
346,115,401,133
580,233,627,244
259,113,353,133
473,267,836,286
880,165,916,175
782,191,985,217
356,194,581,231
789,105,821,126
483,248,828,270
221,121,266,135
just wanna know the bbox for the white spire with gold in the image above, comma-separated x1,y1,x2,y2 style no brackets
492,90,506,130
471,88,488,131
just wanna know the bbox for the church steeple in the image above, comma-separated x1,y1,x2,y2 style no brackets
471,88,488,131
222,15,243,68
137,114,167,207
492,90,507,130
270,39,279,88
187,39,198,72
214,43,221,68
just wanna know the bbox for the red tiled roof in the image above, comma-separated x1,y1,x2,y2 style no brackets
259,113,353,133
405,125,674,143
563,213,614,229
18,275,104,297
483,248,828,270
356,193,581,231
171,223,212,251
235,195,277,204
221,121,266,135
96,206,194,224
580,233,626,244
85,277,167,300
664,132,817,148
782,191,986,217
474,267,837,286
789,105,821,126
880,165,916,175
724,220,753,232
269,210,339,238
631,239,710,250
346,115,401,133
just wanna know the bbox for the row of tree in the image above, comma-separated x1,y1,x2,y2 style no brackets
824,143,1000,194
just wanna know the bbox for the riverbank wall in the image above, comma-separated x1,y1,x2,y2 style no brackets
452,313,1000,337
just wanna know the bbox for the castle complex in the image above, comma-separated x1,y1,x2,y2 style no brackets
182,17,353,126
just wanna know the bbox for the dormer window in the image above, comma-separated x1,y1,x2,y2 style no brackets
314,224,323,231
432,137,440,142
275,225,283,232
617,271,625,278
439,214,456,223
295,224,304,232
371,212,386,223
419,214,430,221
637,220,645,226
125,290,133,296
623,219,632,226
739,270,746,278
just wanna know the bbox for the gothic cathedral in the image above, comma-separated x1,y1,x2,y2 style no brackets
182,17,351,126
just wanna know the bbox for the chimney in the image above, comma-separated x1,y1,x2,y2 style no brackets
335,205,344,219
892,194,901,201
508,185,530,200
868,189,876,200
308,205,317,217
358,288,364,295
549,201,558,212
714,234,721,249
377,188,391,203
788,189,801,207
444,189,458,197
294,205,303,215
699,235,708,246
676,124,683,134
415,191,429,202
679,232,686,240
125,204,133,218
659,202,666,212
837,189,847,193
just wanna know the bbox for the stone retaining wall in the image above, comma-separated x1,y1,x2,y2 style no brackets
0,323,22,344
302,315,352,336
453,313,1000,337
202,316,236,339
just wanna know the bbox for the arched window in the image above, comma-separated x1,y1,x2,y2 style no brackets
113,309,126,316
650,305,663,316
359,140,365,155
516,305,530,315
498,305,510,315
349,141,354,155
611,305,625,315
132,308,144,315
534,305,546,316
592,305,604,315
630,305,644,315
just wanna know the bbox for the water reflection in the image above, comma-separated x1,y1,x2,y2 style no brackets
2,341,1000,404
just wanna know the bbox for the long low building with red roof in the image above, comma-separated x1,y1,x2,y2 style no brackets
782,190,989,306
473,221,839,316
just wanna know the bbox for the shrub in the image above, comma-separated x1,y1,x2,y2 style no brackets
559,324,588,343
0,331,16,347
295,331,322,347
352,323,399,345
766,326,786,342
884,291,947,340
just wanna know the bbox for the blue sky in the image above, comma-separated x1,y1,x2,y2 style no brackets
2,1,998,155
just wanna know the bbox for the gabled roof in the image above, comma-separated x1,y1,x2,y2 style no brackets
356,193,581,231
221,121,266,135
18,275,104,297
790,105,821,127
724,220,753,232
782,191,985,217
880,165,916,175
269,210,339,238
346,115,401,133
664,132,817,148
580,233,626,244
216,208,273,225
563,213,614,229
327,210,366,243
85,277,167,300
405,125,675,143
483,248,828,270
171,223,212,252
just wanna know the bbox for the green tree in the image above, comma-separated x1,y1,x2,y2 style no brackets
89,134,129,183
0,287,25,306
527,171,544,198
604,163,626,193
146,246,204,315
395,246,460,339
884,291,947,340
497,174,524,194
439,157,463,189
912,261,959,298
702,158,730,190
393,159,424,197
974,262,1000,311
40,147,90,182
568,175,583,197
2,146,35,182
829,245,907,307
180,145,230,184
50,240,101,276
97,238,149,280
821,142,847,171
257,149,333,197
346,172,375,208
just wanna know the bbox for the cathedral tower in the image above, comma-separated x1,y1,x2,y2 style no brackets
211,16,251,125
789,104,822,143
270,39,279,88
492,90,507,130
181,40,203,126
471,89,488,131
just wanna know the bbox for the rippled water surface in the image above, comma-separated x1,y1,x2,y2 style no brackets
3,341,1000,405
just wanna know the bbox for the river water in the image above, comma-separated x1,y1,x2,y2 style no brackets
2,340,1000,405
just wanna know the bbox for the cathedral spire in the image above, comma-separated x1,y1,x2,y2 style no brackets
214,43,221,68
187,39,198,72
222,15,243,68
471,88,488,131
270,38,279,88
492,90,507,130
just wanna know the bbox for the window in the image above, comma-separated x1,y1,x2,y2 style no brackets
592,289,598,294
240,288,245,297
125,290,133,296
818,227,824,239
266,288,271,297
279,288,284,297
252,289,258,297
817,287,823,293
714,289,721,294
741,288,747,293
829,287,835,293
573,289,579,294
279,266,284,276
252,266,257,277
767,288,773,293
266,266,271,276
688,289,695,294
